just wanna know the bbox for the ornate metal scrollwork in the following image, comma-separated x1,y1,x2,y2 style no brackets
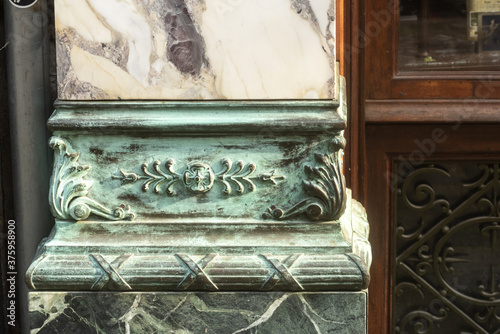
114,158,285,195
263,137,346,221
396,220,425,241
395,163,500,333
413,244,433,276
399,165,451,214
395,299,448,334
475,306,500,330
49,137,135,221
395,282,424,300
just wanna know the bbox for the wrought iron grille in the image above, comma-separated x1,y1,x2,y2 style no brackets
394,162,500,334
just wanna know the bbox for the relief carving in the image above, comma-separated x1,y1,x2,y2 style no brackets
115,158,285,195
90,254,132,291
260,254,304,291
28,252,368,291
49,137,135,221
264,137,346,221
183,162,214,193
175,253,219,291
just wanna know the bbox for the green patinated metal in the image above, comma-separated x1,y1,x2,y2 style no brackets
28,0,371,328
27,74,371,294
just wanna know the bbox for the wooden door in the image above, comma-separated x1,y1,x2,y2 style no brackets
342,0,500,332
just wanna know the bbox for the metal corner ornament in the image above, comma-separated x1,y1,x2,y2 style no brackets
49,137,135,221
264,137,346,221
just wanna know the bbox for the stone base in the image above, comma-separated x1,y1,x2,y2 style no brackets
30,291,367,333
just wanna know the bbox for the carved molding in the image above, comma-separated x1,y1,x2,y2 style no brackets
114,158,285,195
260,254,304,291
27,253,368,291
89,254,132,291
175,253,219,291
264,137,346,221
49,137,135,221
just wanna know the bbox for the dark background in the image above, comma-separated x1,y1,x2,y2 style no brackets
0,0,57,332
0,1,16,330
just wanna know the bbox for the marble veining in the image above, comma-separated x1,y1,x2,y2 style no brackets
55,0,336,100
86,0,152,86
30,292,367,333
165,0,205,76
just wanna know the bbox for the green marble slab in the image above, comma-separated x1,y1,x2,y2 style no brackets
30,291,367,333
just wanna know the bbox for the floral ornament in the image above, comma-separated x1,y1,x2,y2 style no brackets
183,162,215,193
115,158,285,196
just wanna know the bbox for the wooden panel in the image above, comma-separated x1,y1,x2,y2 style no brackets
345,0,364,200
473,81,500,99
362,0,500,102
391,80,473,99
363,0,396,99
366,125,392,334
396,71,500,81
365,100,500,123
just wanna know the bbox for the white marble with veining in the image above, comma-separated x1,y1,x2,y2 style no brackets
55,0,336,100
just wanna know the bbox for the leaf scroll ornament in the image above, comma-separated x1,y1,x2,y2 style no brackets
264,137,346,221
49,137,135,221
115,158,285,196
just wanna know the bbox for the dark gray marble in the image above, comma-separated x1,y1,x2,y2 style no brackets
30,291,366,333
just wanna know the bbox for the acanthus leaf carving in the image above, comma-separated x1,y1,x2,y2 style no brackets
263,137,346,222
49,137,135,221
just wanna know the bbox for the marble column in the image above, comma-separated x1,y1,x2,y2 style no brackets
28,1,371,333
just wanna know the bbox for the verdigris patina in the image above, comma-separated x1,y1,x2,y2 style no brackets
29,1,371,332
27,86,371,292
28,76,371,333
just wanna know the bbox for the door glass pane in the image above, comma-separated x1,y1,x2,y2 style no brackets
399,0,500,71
